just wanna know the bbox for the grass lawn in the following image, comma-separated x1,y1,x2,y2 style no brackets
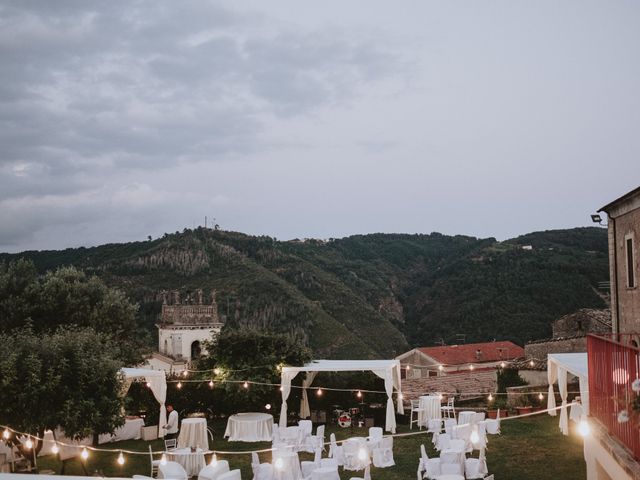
36,413,585,480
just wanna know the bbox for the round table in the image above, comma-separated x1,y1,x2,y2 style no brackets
457,411,476,426
224,412,273,442
178,417,209,449
418,395,442,426
167,447,206,477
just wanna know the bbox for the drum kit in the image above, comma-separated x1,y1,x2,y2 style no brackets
333,406,363,428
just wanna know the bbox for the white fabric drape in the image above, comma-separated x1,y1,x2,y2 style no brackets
147,375,168,437
558,367,569,435
547,359,558,416
578,375,589,415
373,369,396,433
279,371,299,428
299,371,319,419
394,364,404,415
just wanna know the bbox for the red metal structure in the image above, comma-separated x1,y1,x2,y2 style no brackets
588,333,640,460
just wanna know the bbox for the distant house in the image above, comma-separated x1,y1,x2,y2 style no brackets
396,341,524,379
521,245,533,250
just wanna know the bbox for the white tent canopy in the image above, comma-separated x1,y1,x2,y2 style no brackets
280,360,404,433
546,353,589,436
121,368,167,436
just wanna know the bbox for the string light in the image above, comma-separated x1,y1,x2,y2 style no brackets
265,404,272,410
500,362,506,369
2,429,9,440
209,380,214,388
146,382,151,388
438,365,444,372
406,365,411,371
488,393,493,401
398,393,404,400
578,419,591,437
160,454,167,465
213,368,221,375
243,381,249,389
182,370,189,377
51,443,59,455
25,438,33,449
316,388,323,396
529,360,535,367
469,364,475,371
177,381,182,389
117,451,125,466
538,393,544,401
356,390,363,399
210,454,217,466
81,447,89,460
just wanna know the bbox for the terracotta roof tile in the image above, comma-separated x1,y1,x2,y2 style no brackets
418,341,523,365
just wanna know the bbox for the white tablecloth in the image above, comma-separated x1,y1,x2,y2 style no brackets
418,396,442,426
179,418,209,449
224,413,273,442
457,411,476,426
167,447,206,477
273,450,302,480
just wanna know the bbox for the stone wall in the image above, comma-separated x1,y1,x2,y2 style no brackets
612,204,640,335
525,336,587,359
552,309,611,338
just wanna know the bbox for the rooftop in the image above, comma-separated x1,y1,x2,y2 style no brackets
418,340,524,365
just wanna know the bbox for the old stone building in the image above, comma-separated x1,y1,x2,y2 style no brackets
599,186,640,336
146,289,224,373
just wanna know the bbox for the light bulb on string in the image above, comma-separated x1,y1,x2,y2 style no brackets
529,360,535,367
500,362,506,369
209,380,214,388
316,388,323,396
279,386,283,392
578,419,591,437
356,390,363,399
182,370,188,377
117,451,125,466
160,454,167,465
406,365,411,371
51,443,59,455
438,365,444,372
488,393,493,401
177,381,182,389
538,392,544,401
2,429,10,440
214,368,221,375
469,364,475,371
243,381,249,389
25,438,33,450
146,382,151,388
265,404,272,410
81,447,89,460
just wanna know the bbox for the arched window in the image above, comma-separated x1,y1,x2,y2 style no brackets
191,340,202,359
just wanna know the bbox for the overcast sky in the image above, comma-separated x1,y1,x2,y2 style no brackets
1,1,639,253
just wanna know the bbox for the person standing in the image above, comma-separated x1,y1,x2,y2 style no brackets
164,404,179,440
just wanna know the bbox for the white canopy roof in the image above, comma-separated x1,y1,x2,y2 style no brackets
281,359,401,373
280,359,403,433
548,353,588,379
121,367,167,379
547,352,589,436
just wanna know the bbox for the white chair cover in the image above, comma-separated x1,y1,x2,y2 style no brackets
252,463,274,480
485,410,501,435
348,465,371,480
464,448,488,479
329,433,344,466
372,436,394,468
420,444,441,480
218,470,242,480
427,419,441,433
443,418,457,435
342,439,369,471
199,460,230,480
301,448,322,478
158,461,188,480
435,433,450,451
440,462,463,475
320,458,338,469
368,427,383,449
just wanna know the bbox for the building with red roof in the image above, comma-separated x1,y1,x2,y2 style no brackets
396,341,524,379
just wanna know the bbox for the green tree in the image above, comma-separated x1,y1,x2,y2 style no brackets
0,326,125,460
196,329,312,414
0,261,140,364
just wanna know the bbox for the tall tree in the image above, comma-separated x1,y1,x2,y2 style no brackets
0,326,125,459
